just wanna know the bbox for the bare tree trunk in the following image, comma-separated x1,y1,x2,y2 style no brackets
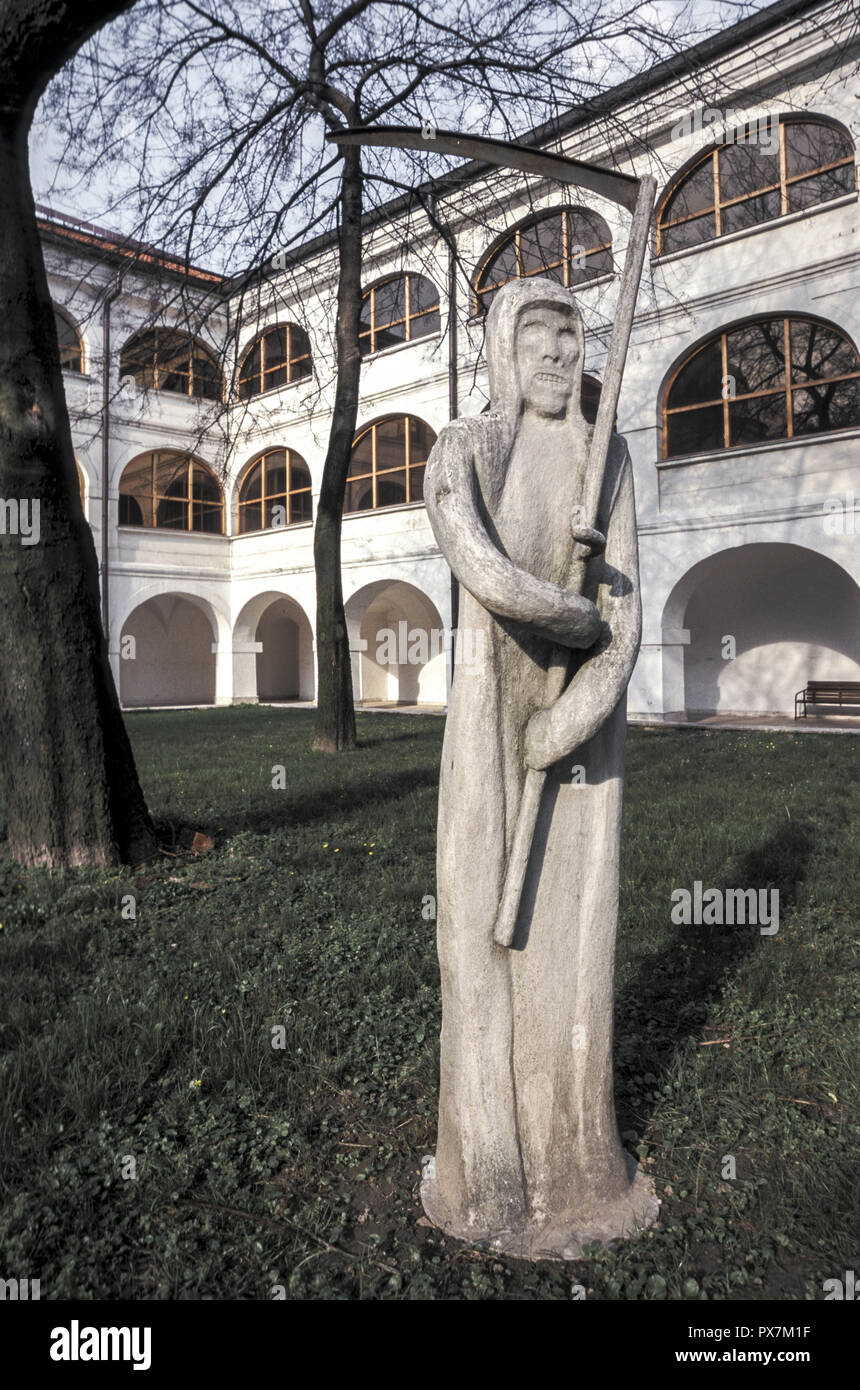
0,12,156,865
312,143,363,752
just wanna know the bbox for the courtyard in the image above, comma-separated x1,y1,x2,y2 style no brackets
0,707,855,1299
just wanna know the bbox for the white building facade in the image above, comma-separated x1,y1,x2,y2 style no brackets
44,0,860,720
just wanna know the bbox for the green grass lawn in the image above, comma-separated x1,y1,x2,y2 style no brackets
0,706,857,1300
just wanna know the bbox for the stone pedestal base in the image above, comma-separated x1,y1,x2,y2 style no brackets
420,1154,660,1262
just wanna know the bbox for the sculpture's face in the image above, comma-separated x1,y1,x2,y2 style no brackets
516,304,579,418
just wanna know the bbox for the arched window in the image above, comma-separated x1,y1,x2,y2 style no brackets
238,324,312,398
663,316,860,458
55,307,83,372
118,450,224,532
581,373,604,426
475,207,613,313
237,448,312,531
119,329,223,400
658,118,856,256
346,415,436,513
359,273,440,355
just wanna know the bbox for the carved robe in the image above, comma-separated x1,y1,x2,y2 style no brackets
421,278,658,1257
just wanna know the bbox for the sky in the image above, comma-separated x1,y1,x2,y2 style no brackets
29,0,782,271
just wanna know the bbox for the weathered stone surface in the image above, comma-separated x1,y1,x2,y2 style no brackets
421,277,659,1259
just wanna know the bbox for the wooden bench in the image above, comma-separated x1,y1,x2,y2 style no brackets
795,681,860,719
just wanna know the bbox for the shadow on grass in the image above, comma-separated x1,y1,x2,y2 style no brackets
154,764,443,844
354,726,444,750
614,818,816,1128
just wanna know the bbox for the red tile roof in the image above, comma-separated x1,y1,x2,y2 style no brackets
36,205,223,288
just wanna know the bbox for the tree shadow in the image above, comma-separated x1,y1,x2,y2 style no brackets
354,724,445,751
158,764,443,844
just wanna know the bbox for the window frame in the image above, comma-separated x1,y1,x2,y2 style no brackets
237,323,313,398
656,117,857,257
119,329,224,402
236,447,313,532
345,415,436,514
662,314,860,460
358,273,441,357
55,306,84,373
473,206,614,315
118,450,225,534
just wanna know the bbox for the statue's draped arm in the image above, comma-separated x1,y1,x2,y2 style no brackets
424,422,602,651
524,446,642,770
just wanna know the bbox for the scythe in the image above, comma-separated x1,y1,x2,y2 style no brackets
329,124,656,947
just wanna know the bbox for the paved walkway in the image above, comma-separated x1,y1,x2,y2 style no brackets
629,713,860,735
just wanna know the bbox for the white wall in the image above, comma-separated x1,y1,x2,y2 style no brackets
680,544,860,714
45,0,860,719
120,595,217,706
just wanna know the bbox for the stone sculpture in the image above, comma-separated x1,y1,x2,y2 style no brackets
420,276,660,1260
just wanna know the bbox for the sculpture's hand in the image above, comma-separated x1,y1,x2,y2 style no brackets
558,520,605,646
570,521,606,557
524,609,610,768
524,702,596,771
523,707,559,771
557,595,603,650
